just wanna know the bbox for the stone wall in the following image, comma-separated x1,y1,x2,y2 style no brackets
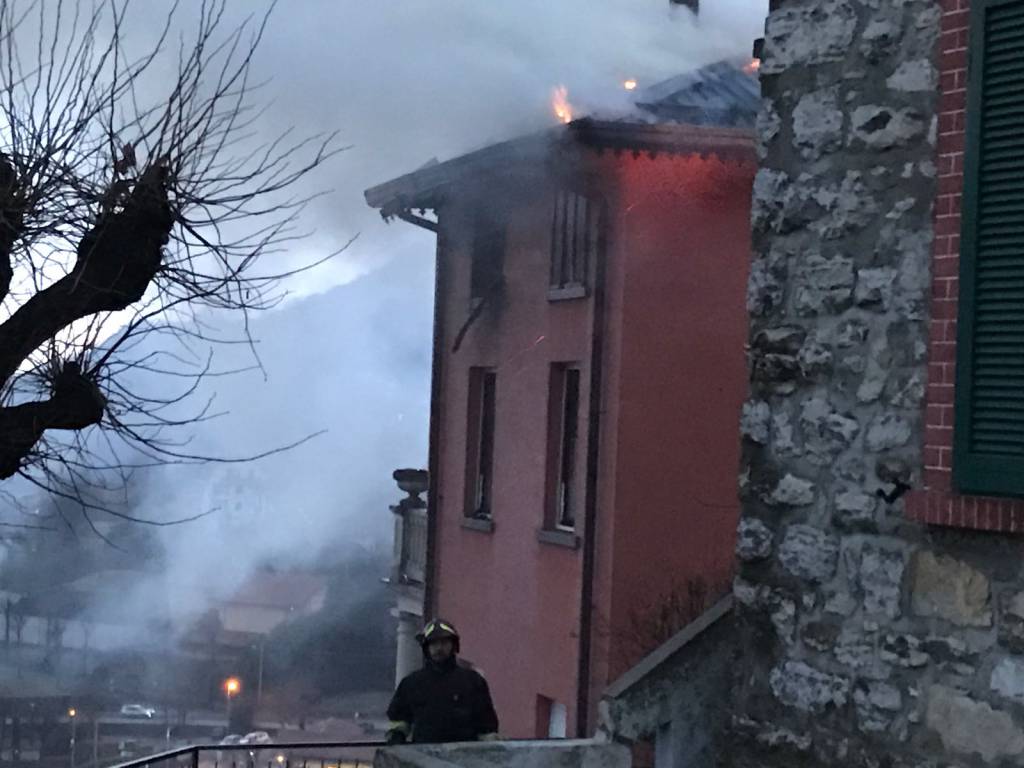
601,603,736,768
374,741,630,768
730,0,1024,765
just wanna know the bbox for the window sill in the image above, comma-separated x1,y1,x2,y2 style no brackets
906,487,1024,532
537,528,579,549
548,285,588,302
462,517,495,534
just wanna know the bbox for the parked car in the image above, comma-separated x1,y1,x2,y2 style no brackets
220,735,243,746
120,704,157,718
241,732,272,745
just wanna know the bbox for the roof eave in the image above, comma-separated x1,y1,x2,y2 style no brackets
568,118,756,161
363,120,756,217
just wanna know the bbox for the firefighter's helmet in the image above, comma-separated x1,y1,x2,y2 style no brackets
417,618,461,653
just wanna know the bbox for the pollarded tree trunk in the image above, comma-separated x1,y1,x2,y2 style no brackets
0,0,339,514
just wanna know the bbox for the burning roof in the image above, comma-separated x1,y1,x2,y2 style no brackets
632,60,760,128
364,59,758,218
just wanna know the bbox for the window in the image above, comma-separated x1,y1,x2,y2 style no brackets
953,0,1024,496
547,365,581,530
466,368,497,518
470,213,505,300
549,190,599,296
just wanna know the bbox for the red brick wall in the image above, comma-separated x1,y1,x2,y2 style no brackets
906,0,1024,530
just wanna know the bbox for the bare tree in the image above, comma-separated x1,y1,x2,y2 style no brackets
0,1,343,528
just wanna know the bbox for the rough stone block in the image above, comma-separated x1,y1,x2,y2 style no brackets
865,414,913,452
835,319,869,348
793,254,855,315
732,579,795,645
860,14,899,62
857,358,887,404
886,372,925,408
752,326,806,355
769,660,850,713
855,268,896,308
736,517,774,562
771,411,800,457
880,633,929,668
751,353,801,389
859,545,905,618
853,681,902,733
801,397,859,463
761,1,857,75
756,100,782,161
792,88,844,161
751,169,794,234
798,336,834,379
769,596,797,646
925,685,1024,763
766,475,817,508
802,621,841,652
991,657,1024,702
740,401,771,444
810,171,879,239
851,106,927,150
886,59,938,92
921,635,977,667
778,524,838,581
747,252,786,317
999,590,1024,653
911,552,992,628
824,589,858,617
834,488,878,529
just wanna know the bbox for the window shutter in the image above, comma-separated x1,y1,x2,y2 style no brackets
954,0,1024,495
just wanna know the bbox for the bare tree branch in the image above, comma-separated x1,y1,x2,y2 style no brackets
0,0,346,524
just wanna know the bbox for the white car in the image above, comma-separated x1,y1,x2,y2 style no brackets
241,732,272,745
120,704,157,718
219,735,243,746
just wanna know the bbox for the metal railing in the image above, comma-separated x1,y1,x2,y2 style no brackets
109,741,387,768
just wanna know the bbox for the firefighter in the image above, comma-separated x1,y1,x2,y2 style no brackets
386,619,499,744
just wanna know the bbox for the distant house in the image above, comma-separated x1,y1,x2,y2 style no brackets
3,569,170,652
217,570,328,636
368,59,758,738
180,570,328,655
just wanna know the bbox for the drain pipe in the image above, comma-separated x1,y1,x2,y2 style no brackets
575,202,609,737
424,221,448,619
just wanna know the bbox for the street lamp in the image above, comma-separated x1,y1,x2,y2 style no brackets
67,708,77,768
223,677,241,728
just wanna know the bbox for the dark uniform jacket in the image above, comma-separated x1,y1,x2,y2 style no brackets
386,656,499,743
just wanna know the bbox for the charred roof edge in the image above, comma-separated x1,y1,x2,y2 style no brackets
363,120,755,216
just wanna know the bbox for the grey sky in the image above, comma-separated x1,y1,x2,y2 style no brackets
237,0,769,293
10,0,769,611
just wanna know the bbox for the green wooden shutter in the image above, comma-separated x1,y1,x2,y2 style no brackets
954,0,1024,495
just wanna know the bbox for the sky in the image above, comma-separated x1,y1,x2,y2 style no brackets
7,0,769,613
229,0,771,295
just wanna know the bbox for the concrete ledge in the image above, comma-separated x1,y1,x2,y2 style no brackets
375,740,630,768
605,595,733,698
461,517,495,533
537,528,580,549
548,285,588,301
